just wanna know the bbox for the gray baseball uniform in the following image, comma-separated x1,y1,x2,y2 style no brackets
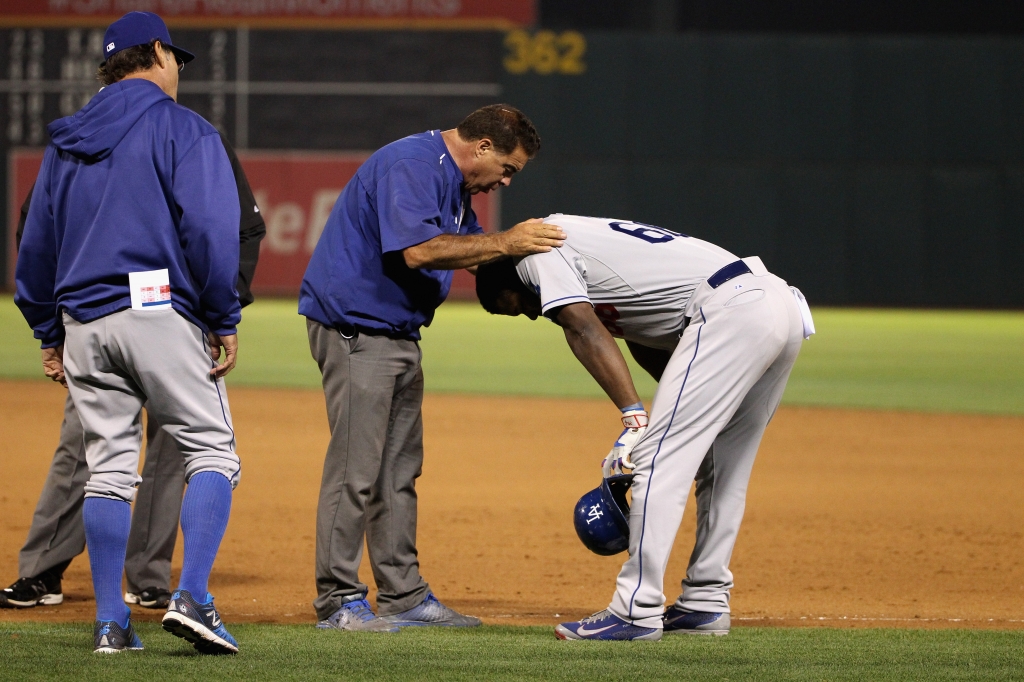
517,214,813,627
62,309,240,502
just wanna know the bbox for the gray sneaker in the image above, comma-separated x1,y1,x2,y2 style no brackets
382,592,481,627
316,599,399,633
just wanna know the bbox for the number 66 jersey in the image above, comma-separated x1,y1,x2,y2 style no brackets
515,214,738,350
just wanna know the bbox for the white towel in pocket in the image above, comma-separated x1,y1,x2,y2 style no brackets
790,286,815,339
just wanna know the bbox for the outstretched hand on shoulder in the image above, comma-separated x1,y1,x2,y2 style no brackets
499,218,566,257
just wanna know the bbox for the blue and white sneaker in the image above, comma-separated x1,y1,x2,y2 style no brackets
316,598,399,633
162,589,239,654
663,605,730,635
555,610,662,641
381,592,481,627
93,618,144,653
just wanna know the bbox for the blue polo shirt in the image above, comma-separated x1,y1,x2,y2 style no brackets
299,130,482,339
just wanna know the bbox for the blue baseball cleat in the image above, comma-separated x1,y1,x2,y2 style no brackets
381,592,481,627
555,610,662,641
162,589,239,654
662,605,731,635
93,618,144,653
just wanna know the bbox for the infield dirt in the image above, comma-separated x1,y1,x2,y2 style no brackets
1,380,1021,630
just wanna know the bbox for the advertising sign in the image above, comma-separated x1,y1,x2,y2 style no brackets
8,149,496,299
7,150,43,293
0,0,535,29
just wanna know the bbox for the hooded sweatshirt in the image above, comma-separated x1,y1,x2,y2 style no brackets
15,78,241,348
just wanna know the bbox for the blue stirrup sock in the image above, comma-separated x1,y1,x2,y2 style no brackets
82,497,132,627
177,471,232,600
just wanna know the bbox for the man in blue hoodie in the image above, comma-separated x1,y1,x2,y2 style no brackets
2,129,264,614
16,12,243,655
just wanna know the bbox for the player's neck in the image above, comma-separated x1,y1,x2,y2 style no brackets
120,70,178,102
440,129,475,177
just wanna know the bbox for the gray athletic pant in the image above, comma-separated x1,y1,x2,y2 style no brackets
307,319,429,621
62,309,240,503
125,415,186,592
18,394,184,592
609,258,804,628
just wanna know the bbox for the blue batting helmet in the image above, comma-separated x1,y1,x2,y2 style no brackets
572,474,634,556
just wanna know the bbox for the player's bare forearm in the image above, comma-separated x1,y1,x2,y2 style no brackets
402,234,504,269
556,303,641,410
626,340,672,381
402,219,565,270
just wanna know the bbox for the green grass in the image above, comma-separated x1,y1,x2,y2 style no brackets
0,623,1021,681
0,295,45,382
783,309,1024,414
3,296,1023,415
420,301,662,399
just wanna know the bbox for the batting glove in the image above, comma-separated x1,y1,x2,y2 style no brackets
602,408,649,478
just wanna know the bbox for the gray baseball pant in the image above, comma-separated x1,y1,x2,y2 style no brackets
609,258,804,628
307,319,430,621
17,395,184,592
62,309,240,504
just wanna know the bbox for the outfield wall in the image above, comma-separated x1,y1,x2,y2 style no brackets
501,33,1024,308
3,29,1022,306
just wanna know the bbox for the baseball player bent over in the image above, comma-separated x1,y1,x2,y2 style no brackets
475,214,815,641
16,12,244,654
1,130,264,612
300,105,565,632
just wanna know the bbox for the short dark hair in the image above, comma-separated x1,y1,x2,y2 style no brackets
457,104,541,158
476,258,538,314
97,40,172,86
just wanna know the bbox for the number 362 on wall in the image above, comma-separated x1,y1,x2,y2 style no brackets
503,30,587,75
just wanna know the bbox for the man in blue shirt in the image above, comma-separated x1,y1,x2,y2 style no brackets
300,105,564,631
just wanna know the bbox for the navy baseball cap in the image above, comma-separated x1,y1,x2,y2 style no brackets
102,12,195,66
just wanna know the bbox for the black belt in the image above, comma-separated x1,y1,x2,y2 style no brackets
335,321,415,341
707,260,752,289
